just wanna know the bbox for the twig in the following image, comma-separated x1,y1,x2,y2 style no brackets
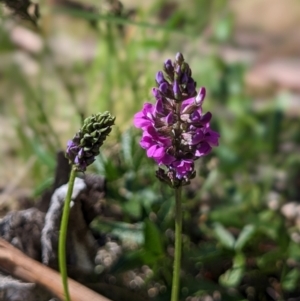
0,238,111,301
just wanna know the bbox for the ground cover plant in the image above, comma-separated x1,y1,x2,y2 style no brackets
1,1,300,301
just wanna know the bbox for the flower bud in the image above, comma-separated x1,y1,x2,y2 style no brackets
173,80,181,101
66,112,115,171
156,71,165,85
195,87,206,106
175,52,184,65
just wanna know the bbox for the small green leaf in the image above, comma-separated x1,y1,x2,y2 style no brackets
191,243,224,264
144,219,164,256
111,250,157,273
213,222,235,249
32,177,54,197
91,220,144,246
213,14,233,42
257,249,282,271
31,140,56,168
219,253,245,287
235,224,256,251
121,129,133,167
282,268,300,291
123,197,142,219
95,155,121,181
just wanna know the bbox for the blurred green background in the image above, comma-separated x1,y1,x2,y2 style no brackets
1,0,300,300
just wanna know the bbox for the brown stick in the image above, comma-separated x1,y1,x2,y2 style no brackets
0,238,111,301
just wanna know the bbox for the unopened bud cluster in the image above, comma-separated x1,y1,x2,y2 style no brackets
66,112,115,172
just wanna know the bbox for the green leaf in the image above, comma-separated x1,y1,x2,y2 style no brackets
136,189,162,211
235,224,256,251
91,219,144,246
282,268,300,292
219,253,245,288
144,219,164,256
95,155,121,181
213,223,235,249
209,204,248,228
214,15,233,42
201,169,219,192
288,241,300,262
54,7,194,36
31,140,56,168
121,129,133,167
111,250,157,273
105,218,165,273
182,276,221,296
123,197,142,219
257,249,283,272
157,197,173,224
32,176,54,197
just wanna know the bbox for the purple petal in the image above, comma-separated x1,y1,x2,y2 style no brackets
200,112,212,124
67,140,74,148
160,153,175,165
74,155,80,165
195,142,212,157
154,98,164,115
78,148,84,158
171,159,193,178
147,145,169,163
181,97,194,111
205,129,220,146
165,112,174,125
139,131,153,146
140,140,150,150
186,78,196,95
133,103,154,129
190,110,202,122
133,112,150,129
181,72,188,84
195,87,206,106
142,103,154,114
191,131,204,145
152,87,162,100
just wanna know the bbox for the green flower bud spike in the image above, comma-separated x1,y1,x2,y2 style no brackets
60,112,115,301
66,112,116,172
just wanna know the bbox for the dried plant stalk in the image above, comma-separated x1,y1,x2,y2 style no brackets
0,238,111,301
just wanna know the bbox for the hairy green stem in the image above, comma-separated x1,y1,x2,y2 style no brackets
58,166,76,301
171,186,182,301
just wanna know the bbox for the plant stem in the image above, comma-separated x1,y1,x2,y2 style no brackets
171,186,182,301
58,166,76,301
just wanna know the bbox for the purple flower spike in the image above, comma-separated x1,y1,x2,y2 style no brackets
133,53,220,187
